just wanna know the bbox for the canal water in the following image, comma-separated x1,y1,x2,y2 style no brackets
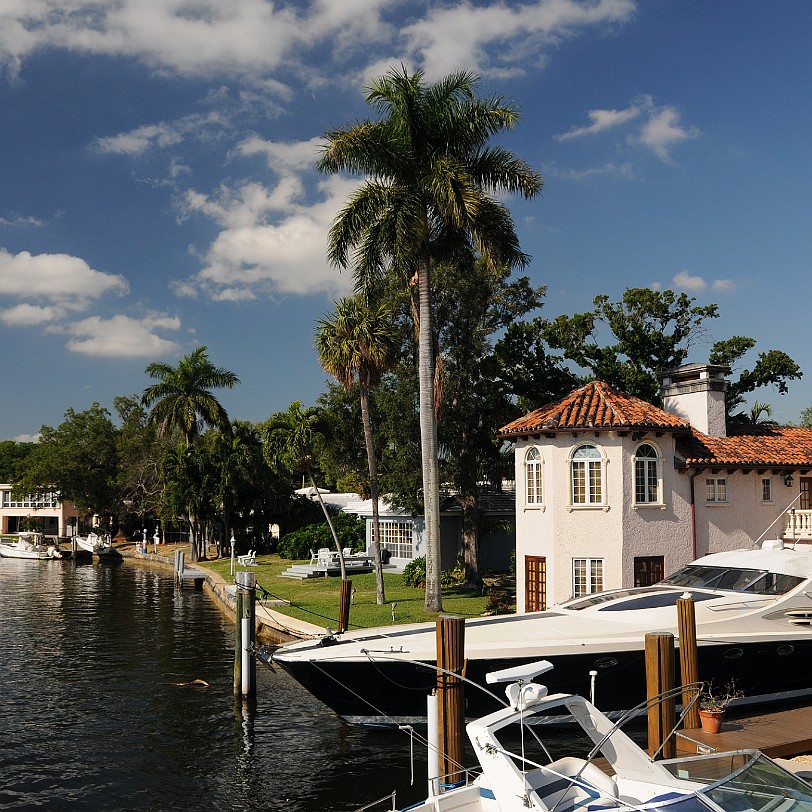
0,557,429,812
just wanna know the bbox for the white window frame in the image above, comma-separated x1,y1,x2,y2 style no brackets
633,442,664,507
761,477,773,503
373,519,414,559
706,477,728,504
573,558,604,598
568,444,607,509
524,446,544,508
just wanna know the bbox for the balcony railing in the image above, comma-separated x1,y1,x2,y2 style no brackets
784,510,812,540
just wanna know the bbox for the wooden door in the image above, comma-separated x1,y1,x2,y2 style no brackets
525,556,546,612
801,478,812,510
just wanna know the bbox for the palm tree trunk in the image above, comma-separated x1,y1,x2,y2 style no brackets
359,382,386,604
306,468,347,580
417,252,443,613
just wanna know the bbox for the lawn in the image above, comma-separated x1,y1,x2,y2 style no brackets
196,553,494,630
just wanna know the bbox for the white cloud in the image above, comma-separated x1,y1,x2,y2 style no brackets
551,161,634,180
712,278,736,293
0,248,129,307
13,433,40,443
673,271,707,292
0,303,66,326
0,213,43,227
61,313,182,357
178,172,357,300
554,105,640,141
237,136,323,174
637,105,700,162
96,112,228,156
556,95,700,163
402,0,636,80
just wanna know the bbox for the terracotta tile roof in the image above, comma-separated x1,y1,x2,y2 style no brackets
500,381,691,437
679,426,812,467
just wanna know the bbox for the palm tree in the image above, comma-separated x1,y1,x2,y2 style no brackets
141,346,240,445
318,66,542,611
142,347,239,559
262,402,348,580
316,295,397,604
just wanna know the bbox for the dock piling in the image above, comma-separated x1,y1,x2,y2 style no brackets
436,616,465,786
645,632,676,759
234,570,257,697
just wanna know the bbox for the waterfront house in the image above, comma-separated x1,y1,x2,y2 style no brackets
0,484,79,538
500,363,812,611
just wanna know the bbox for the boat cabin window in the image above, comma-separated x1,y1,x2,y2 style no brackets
661,565,803,595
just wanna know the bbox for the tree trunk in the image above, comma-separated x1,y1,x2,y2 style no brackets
307,469,347,580
460,493,483,590
359,382,386,604
417,252,442,613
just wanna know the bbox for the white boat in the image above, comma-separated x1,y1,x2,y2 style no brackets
74,532,115,556
372,660,812,812
272,539,812,726
0,532,63,559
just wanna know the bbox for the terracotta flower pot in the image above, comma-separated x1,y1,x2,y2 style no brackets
699,709,725,734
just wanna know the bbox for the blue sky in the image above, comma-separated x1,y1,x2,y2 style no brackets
1,0,811,441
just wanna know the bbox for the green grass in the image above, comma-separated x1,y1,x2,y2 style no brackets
196,553,490,630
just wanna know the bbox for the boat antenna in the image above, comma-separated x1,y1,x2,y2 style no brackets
753,491,802,547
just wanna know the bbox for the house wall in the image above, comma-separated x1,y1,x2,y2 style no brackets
0,484,79,537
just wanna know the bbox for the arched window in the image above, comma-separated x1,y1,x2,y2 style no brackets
525,447,543,505
571,444,603,505
634,443,660,504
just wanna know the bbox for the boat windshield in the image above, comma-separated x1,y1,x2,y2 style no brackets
660,565,803,595
661,753,812,812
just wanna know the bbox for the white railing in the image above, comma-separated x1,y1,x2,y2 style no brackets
784,510,812,539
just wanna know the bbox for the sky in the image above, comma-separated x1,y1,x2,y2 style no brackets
1,0,811,441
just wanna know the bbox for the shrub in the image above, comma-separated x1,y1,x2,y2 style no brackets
277,512,366,560
402,556,461,589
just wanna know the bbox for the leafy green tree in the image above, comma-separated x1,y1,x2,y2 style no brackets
141,347,239,560
710,337,802,422
16,404,120,525
141,346,239,445
316,295,397,604
262,402,348,579
319,67,542,612
0,441,35,483
542,289,719,404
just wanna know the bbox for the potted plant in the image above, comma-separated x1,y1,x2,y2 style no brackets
698,680,743,733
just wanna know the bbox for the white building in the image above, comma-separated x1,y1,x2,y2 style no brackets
0,484,79,538
500,364,812,611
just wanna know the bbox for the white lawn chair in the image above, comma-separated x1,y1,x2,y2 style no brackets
308,549,318,565
316,548,333,568
237,550,256,566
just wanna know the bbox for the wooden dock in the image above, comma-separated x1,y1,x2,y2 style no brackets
676,705,812,758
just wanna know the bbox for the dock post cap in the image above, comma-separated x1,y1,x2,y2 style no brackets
235,571,257,589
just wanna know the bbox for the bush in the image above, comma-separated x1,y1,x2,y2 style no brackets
277,512,366,560
402,556,461,588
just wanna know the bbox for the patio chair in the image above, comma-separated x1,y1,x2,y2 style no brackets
308,549,318,565
237,550,257,566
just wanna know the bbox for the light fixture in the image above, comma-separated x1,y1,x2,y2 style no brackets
784,472,795,487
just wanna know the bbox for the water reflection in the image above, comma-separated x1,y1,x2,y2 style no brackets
0,557,423,812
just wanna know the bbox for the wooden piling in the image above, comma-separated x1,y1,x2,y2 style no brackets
436,616,465,787
338,579,353,633
645,632,676,759
677,596,701,730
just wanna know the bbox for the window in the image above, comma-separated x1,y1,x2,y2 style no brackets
762,478,772,502
1,490,60,509
571,445,603,505
373,519,414,559
573,558,603,597
634,556,664,586
525,447,543,505
634,443,660,504
706,477,728,503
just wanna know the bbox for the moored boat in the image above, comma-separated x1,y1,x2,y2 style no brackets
273,539,812,726
370,660,812,812
74,532,115,556
0,532,63,560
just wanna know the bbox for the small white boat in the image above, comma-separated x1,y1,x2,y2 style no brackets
74,532,115,556
0,532,63,559
376,661,812,812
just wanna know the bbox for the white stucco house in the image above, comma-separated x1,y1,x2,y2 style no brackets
344,488,516,574
500,363,812,612
0,484,79,537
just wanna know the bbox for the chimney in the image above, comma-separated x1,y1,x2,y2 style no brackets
660,363,729,437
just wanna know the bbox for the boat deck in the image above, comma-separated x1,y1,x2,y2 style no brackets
676,704,812,758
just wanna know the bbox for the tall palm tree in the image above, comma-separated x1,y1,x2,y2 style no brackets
319,66,542,611
141,346,240,445
142,346,239,559
316,295,397,604
262,402,347,580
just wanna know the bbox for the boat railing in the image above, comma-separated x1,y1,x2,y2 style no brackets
352,790,397,812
